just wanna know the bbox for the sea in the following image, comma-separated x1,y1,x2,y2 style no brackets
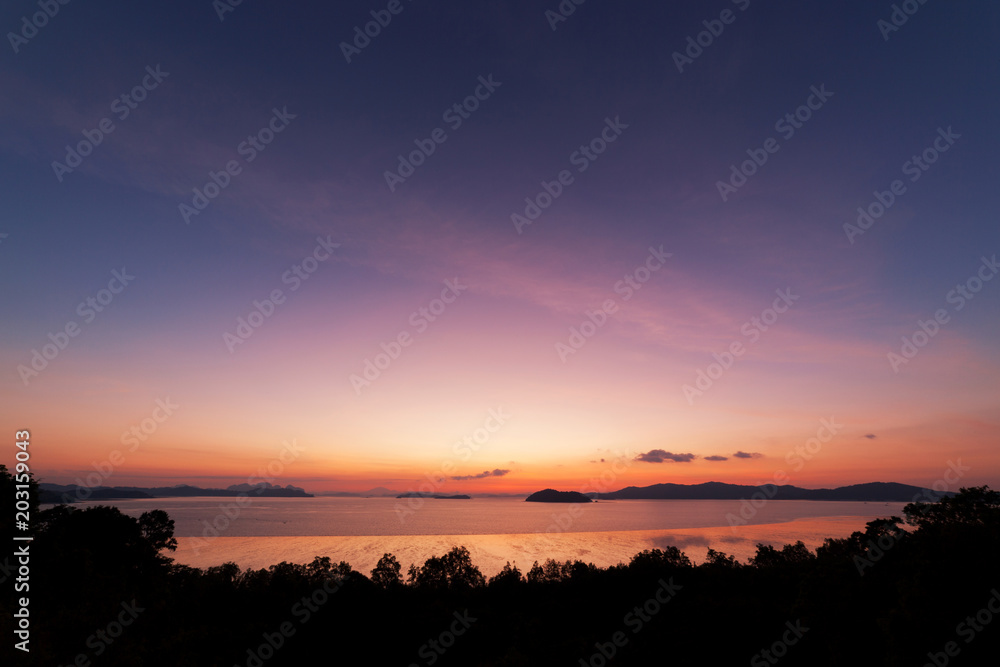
68,497,907,576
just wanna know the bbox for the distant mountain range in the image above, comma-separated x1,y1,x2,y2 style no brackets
305,481,949,503
40,481,312,502
594,481,947,502
38,480,949,505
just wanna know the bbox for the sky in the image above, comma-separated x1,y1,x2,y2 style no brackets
1,0,998,495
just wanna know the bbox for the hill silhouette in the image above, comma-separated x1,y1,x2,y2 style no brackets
525,489,593,503
39,481,313,502
596,480,945,501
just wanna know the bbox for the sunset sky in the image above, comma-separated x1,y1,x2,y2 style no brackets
2,1,998,494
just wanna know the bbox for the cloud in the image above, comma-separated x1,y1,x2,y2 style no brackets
449,469,510,481
704,455,729,461
732,451,763,459
864,434,877,439
635,450,696,463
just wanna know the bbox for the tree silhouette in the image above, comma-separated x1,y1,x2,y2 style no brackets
488,561,523,587
629,546,693,570
704,548,741,569
0,463,40,539
408,546,485,590
749,540,814,568
370,552,402,588
139,509,178,553
904,485,1000,529
526,560,545,584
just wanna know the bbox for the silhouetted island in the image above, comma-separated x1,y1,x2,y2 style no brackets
39,481,313,502
597,480,948,502
525,489,593,503
395,493,471,499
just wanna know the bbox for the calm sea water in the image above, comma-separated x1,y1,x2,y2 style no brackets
71,496,907,537
59,497,909,573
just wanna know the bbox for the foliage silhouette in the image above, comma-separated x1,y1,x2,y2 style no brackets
406,545,485,590
370,552,403,588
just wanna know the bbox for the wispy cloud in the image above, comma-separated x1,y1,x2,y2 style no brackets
449,468,510,481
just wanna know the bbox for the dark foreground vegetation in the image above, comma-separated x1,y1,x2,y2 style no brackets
2,466,999,666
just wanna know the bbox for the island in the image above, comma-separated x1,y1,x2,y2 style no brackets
524,489,593,503
396,493,471,499
40,481,313,503
595,481,948,502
